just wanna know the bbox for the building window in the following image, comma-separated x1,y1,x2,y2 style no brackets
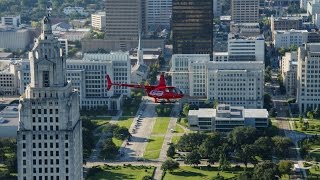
38,109,41,114
65,134,68,140
23,160,26,165
44,109,47,114
43,71,50,87
22,135,26,140
23,151,26,157
23,168,26,174
55,109,59,114
32,109,35,114
56,117,59,123
50,109,53,114
23,143,26,148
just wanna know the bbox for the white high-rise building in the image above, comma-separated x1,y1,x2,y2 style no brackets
17,15,83,180
281,51,298,96
172,54,264,108
145,0,172,32
297,43,320,113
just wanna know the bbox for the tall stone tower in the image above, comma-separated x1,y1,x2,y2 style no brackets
17,15,83,180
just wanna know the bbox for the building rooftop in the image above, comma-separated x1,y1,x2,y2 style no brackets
189,109,216,118
275,29,308,34
244,109,268,118
0,105,19,127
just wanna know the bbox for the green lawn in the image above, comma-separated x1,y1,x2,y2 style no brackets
87,165,154,180
172,136,182,144
152,117,171,134
117,117,134,129
143,136,165,159
112,138,123,148
307,167,320,180
174,124,185,133
294,119,320,135
163,166,244,180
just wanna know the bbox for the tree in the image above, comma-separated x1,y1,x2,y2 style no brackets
142,175,152,180
263,93,273,111
272,136,293,158
161,159,179,172
100,138,119,159
278,160,293,176
307,111,314,120
236,144,257,168
269,108,277,118
212,174,225,180
182,103,190,117
252,161,279,180
167,144,175,158
184,150,201,166
219,153,231,171
113,126,130,140
176,133,208,151
228,126,257,149
253,137,273,159
237,171,253,180
199,132,222,158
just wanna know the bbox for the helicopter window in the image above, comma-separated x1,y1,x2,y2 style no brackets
165,88,170,92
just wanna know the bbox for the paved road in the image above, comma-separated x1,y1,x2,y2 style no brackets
119,100,157,161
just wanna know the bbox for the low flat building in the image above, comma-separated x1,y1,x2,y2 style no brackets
273,29,308,48
188,104,269,132
0,28,31,50
0,105,19,137
271,15,303,32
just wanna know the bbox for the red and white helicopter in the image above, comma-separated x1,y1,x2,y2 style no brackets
106,73,184,103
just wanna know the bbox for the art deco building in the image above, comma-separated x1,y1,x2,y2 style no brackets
172,0,213,56
17,15,82,180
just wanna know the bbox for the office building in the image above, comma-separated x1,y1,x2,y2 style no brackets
91,12,106,31
67,53,131,110
17,15,83,180
270,15,303,32
63,6,88,16
308,0,320,15
281,51,298,96
145,0,172,33
0,70,16,96
1,15,21,28
105,0,142,40
188,104,269,132
0,28,31,50
301,0,309,10
231,0,259,23
273,29,308,48
297,43,320,112
228,33,265,62
172,0,213,55
172,54,264,108
58,39,69,57
213,0,222,17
